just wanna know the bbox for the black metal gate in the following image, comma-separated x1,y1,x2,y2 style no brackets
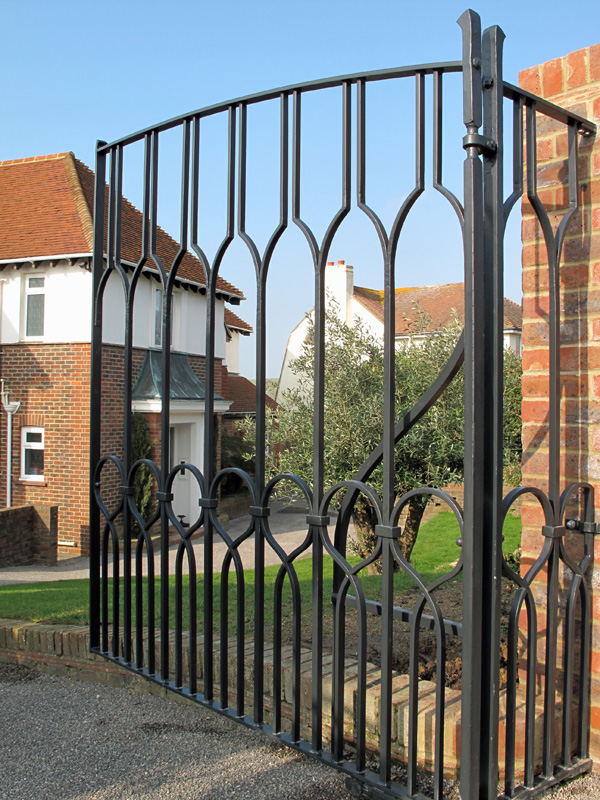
90,10,596,799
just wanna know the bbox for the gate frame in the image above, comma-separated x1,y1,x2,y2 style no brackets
89,10,597,800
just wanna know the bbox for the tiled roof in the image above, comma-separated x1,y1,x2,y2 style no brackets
0,153,90,259
353,283,522,333
226,374,277,414
0,152,243,299
225,307,252,334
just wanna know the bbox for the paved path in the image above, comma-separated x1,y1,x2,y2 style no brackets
0,504,355,586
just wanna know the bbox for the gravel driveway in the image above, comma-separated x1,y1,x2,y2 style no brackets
1,663,598,800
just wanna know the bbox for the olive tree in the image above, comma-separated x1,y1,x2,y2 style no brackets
246,303,521,563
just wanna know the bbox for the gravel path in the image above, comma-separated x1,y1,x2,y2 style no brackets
0,663,349,800
1,663,598,800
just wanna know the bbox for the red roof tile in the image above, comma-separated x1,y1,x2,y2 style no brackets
0,152,243,299
226,374,276,414
0,153,90,259
225,307,252,334
353,283,521,333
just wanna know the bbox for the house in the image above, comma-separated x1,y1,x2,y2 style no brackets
276,259,522,403
0,152,252,555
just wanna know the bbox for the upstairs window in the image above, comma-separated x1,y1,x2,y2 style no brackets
21,427,44,481
153,288,163,347
153,288,179,349
25,275,45,337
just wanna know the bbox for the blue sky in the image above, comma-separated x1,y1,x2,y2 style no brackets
3,0,599,377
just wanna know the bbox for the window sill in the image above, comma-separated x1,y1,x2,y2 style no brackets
18,478,47,487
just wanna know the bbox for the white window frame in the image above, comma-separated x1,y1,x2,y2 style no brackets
23,274,45,339
153,288,180,350
20,426,45,482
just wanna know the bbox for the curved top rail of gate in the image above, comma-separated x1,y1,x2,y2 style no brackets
95,66,595,158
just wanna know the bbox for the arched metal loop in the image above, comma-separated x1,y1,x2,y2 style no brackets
93,455,126,523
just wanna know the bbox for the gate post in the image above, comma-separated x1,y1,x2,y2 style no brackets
458,11,505,799
519,44,600,768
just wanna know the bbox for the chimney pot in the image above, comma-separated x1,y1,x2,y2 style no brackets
337,260,345,265
327,261,334,266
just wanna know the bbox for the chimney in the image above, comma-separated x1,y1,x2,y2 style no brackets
325,260,353,326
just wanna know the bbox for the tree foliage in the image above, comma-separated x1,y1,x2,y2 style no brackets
131,412,156,532
245,303,522,563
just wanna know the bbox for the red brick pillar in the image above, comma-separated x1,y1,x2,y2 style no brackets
519,45,600,766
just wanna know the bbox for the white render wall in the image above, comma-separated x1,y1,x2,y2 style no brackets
225,329,241,375
101,271,226,357
0,262,228,359
1,262,92,344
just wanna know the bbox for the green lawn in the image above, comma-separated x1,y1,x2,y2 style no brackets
0,511,521,629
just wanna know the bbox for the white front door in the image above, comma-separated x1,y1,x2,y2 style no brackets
170,423,191,527
169,419,204,529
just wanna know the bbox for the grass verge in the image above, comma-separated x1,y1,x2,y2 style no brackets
0,511,521,631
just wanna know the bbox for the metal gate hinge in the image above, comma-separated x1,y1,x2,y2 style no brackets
565,518,600,534
462,132,497,155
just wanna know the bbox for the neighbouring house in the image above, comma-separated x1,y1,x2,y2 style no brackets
0,152,252,556
223,374,277,438
276,259,522,403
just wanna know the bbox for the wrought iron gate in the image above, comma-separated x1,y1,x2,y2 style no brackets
90,10,596,799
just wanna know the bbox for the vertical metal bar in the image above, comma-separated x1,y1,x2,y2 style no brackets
457,10,485,800
331,586,347,762
175,548,184,688
138,134,154,675
220,562,229,708
433,70,443,188
407,609,420,795
379,75,424,788
311,228,325,751
481,24,505,795
526,104,561,515
204,106,236,701
547,165,561,519
147,129,170,683
311,519,323,752
245,107,266,726
116,145,133,665
562,575,576,766
106,150,121,659
578,488,594,759
543,538,560,776
179,120,196,692
101,529,109,652
379,539,394,785
90,141,107,651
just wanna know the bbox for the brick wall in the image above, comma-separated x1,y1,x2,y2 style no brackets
519,45,600,766
0,503,58,567
0,342,91,554
0,342,224,555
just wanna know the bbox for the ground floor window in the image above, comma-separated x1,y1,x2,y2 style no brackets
21,426,44,480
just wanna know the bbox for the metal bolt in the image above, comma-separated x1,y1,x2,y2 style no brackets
483,77,494,89
472,57,481,70
566,519,577,530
